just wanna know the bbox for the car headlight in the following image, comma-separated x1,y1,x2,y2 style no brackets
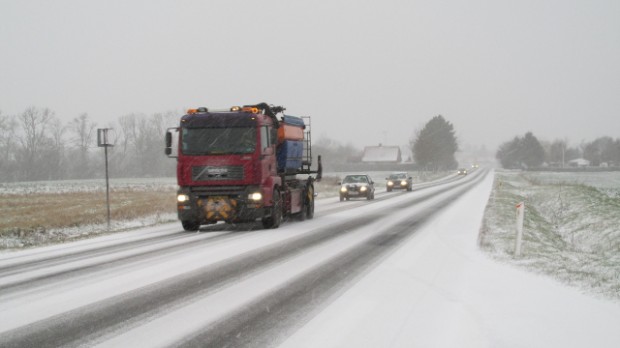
400,180,407,186
177,194,190,203
387,181,394,186
340,186,348,193
360,186,367,192
248,192,262,201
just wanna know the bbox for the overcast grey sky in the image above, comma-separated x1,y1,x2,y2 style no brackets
2,0,619,151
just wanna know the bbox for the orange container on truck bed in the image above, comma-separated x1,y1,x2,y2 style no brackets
277,115,305,143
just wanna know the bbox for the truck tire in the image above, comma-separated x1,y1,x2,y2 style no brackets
298,201,307,221
306,185,315,219
262,189,282,229
299,184,314,220
181,220,200,231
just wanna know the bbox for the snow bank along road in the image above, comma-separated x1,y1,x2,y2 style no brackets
0,169,488,347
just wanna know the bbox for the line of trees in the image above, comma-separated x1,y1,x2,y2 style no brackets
496,132,620,169
0,107,179,182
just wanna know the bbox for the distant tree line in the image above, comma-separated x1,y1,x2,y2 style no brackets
496,132,620,169
0,107,178,182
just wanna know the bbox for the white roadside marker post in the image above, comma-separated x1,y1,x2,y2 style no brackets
515,202,525,257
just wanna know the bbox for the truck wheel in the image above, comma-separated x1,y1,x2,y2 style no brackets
339,195,344,202
305,185,315,219
298,186,312,221
262,189,282,229
181,220,200,231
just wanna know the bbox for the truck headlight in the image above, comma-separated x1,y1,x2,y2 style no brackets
387,181,394,186
401,180,407,186
177,194,190,203
249,192,263,201
360,186,367,192
340,186,347,193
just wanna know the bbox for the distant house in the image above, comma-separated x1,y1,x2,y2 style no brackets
568,158,590,168
361,145,402,163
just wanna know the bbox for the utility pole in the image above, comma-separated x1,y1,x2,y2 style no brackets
97,128,114,230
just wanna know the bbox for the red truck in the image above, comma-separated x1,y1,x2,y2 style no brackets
165,103,322,231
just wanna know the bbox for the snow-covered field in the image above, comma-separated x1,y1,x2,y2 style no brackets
481,170,620,300
0,177,178,195
0,178,178,250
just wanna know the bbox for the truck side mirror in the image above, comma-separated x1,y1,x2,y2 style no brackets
165,131,172,148
316,155,323,182
164,131,173,156
165,129,179,158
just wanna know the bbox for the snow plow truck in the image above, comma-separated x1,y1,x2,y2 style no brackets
165,103,322,231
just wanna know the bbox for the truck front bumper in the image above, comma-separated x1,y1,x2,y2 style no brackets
177,189,265,224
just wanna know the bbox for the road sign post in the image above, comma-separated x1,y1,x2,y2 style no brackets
97,129,114,230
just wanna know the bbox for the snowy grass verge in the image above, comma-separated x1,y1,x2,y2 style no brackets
480,170,620,300
1,179,178,250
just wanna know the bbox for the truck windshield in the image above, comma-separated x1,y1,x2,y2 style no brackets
181,127,256,155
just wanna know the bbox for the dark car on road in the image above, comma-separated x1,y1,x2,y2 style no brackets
339,174,375,201
386,172,413,192
457,168,468,175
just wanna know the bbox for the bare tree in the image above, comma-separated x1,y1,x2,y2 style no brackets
0,111,19,181
70,113,97,151
68,113,97,178
17,107,55,181
44,118,68,180
113,114,137,177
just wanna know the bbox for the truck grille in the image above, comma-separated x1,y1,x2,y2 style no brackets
192,166,244,181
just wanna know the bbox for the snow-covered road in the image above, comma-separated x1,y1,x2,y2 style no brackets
1,168,619,347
